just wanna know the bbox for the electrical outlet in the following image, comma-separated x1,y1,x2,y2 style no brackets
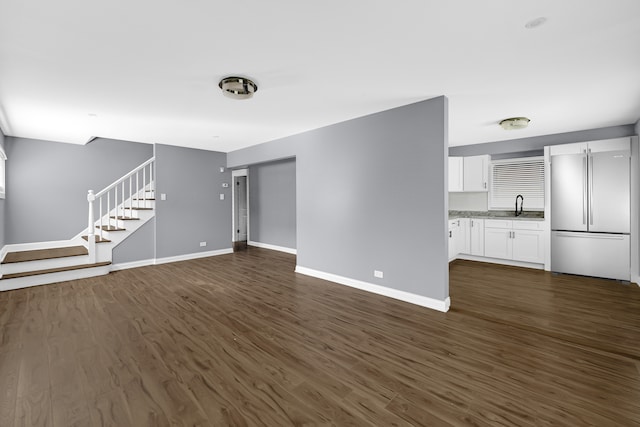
200,241,207,247
222,183,229,188
160,193,166,200
374,270,384,279
219,167,225,173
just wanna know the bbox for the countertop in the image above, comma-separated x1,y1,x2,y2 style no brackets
449,210,545,221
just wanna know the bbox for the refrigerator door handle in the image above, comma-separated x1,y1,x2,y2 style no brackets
582,154,587,225
588,152,594,226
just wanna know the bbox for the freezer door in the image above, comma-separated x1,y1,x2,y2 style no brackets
551,153,587,231
551,231,630,281
589,150,630,233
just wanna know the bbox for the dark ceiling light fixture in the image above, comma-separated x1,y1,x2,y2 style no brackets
218,76,258,100
499,117,530,130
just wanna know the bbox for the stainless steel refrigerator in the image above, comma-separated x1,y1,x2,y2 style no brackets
550,139,630,281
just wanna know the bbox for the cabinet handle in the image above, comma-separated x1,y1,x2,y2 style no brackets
483,182,487,189
449,230,452,238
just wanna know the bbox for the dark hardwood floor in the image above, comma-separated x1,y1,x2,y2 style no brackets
1,248,639,426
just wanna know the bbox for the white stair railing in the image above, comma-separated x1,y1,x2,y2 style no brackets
86,157,155,262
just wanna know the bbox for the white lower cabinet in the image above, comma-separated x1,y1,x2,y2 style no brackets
456,218,470,255
449,218,470,261
512,228,545,263
469,218,484,256
484,225,512,259
448,220,458,261
483,219,544,264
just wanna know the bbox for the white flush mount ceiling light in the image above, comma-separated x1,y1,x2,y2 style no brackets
525,17,547,29
499,117,531,130
218,76,258,100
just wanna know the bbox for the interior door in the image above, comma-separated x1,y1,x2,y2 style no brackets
589,150,630,233
550,153,587,231
234,176,248,242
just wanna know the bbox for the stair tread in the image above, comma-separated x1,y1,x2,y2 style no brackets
128,207,153,210
1,261,111,280
110,216,140,220
132,198,156,200
82,235,112,243
2,246,88,264
97,226,126,231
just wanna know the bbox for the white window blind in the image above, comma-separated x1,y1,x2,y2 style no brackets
489,157,544,210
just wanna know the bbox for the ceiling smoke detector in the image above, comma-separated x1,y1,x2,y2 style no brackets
218,76,258,100
499,117,530,130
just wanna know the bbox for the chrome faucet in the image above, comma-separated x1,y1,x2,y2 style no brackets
515,195,524,216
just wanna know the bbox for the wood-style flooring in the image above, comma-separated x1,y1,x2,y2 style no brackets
1,246,88,264
0,248,639,426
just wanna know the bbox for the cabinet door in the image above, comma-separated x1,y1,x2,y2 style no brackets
484,227,512,259
512,229,544,263
549,142,587,156
463,155,489,192
448,223,458,261
456,218,470,254
448,157,464,192
469,219,485,256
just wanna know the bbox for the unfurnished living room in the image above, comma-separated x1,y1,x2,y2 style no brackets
1,1,640,426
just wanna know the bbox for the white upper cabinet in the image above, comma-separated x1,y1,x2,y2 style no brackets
463,155,490,192
548,137,630,156
448,155,490,192
448,157,464,192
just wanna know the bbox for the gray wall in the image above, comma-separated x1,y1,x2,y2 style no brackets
4,137,153,244
230,97,449,301
154,144,231,259
0,129,5,249
112,217,155,264
635,119,640,135
249,158,296,250
449,124,636,157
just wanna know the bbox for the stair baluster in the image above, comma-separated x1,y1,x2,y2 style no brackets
87,190,96,263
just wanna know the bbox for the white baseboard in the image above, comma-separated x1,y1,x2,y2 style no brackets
294,265,450,313
110,259,156,271
456,254,545,270
248,241,297,255
632,275,640,287
154,248,233,265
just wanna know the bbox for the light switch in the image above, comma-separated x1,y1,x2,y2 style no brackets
219,167,225,173
220,193,225,200
160,193,167,201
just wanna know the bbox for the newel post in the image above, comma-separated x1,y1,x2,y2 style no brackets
87,190,96,263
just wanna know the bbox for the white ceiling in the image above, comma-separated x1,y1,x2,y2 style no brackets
0,1,639,152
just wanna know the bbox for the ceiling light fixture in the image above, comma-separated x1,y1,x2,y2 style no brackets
218,76,258,100
525,17,547,29
499,117,530,130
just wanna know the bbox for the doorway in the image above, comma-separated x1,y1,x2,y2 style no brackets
232,169,249,251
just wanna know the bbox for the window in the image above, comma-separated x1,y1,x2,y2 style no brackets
489,157,544,210
0,146,5,199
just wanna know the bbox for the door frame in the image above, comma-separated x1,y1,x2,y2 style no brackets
231,168,250,243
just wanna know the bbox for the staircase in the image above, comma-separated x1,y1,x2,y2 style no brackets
0,158,155,291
